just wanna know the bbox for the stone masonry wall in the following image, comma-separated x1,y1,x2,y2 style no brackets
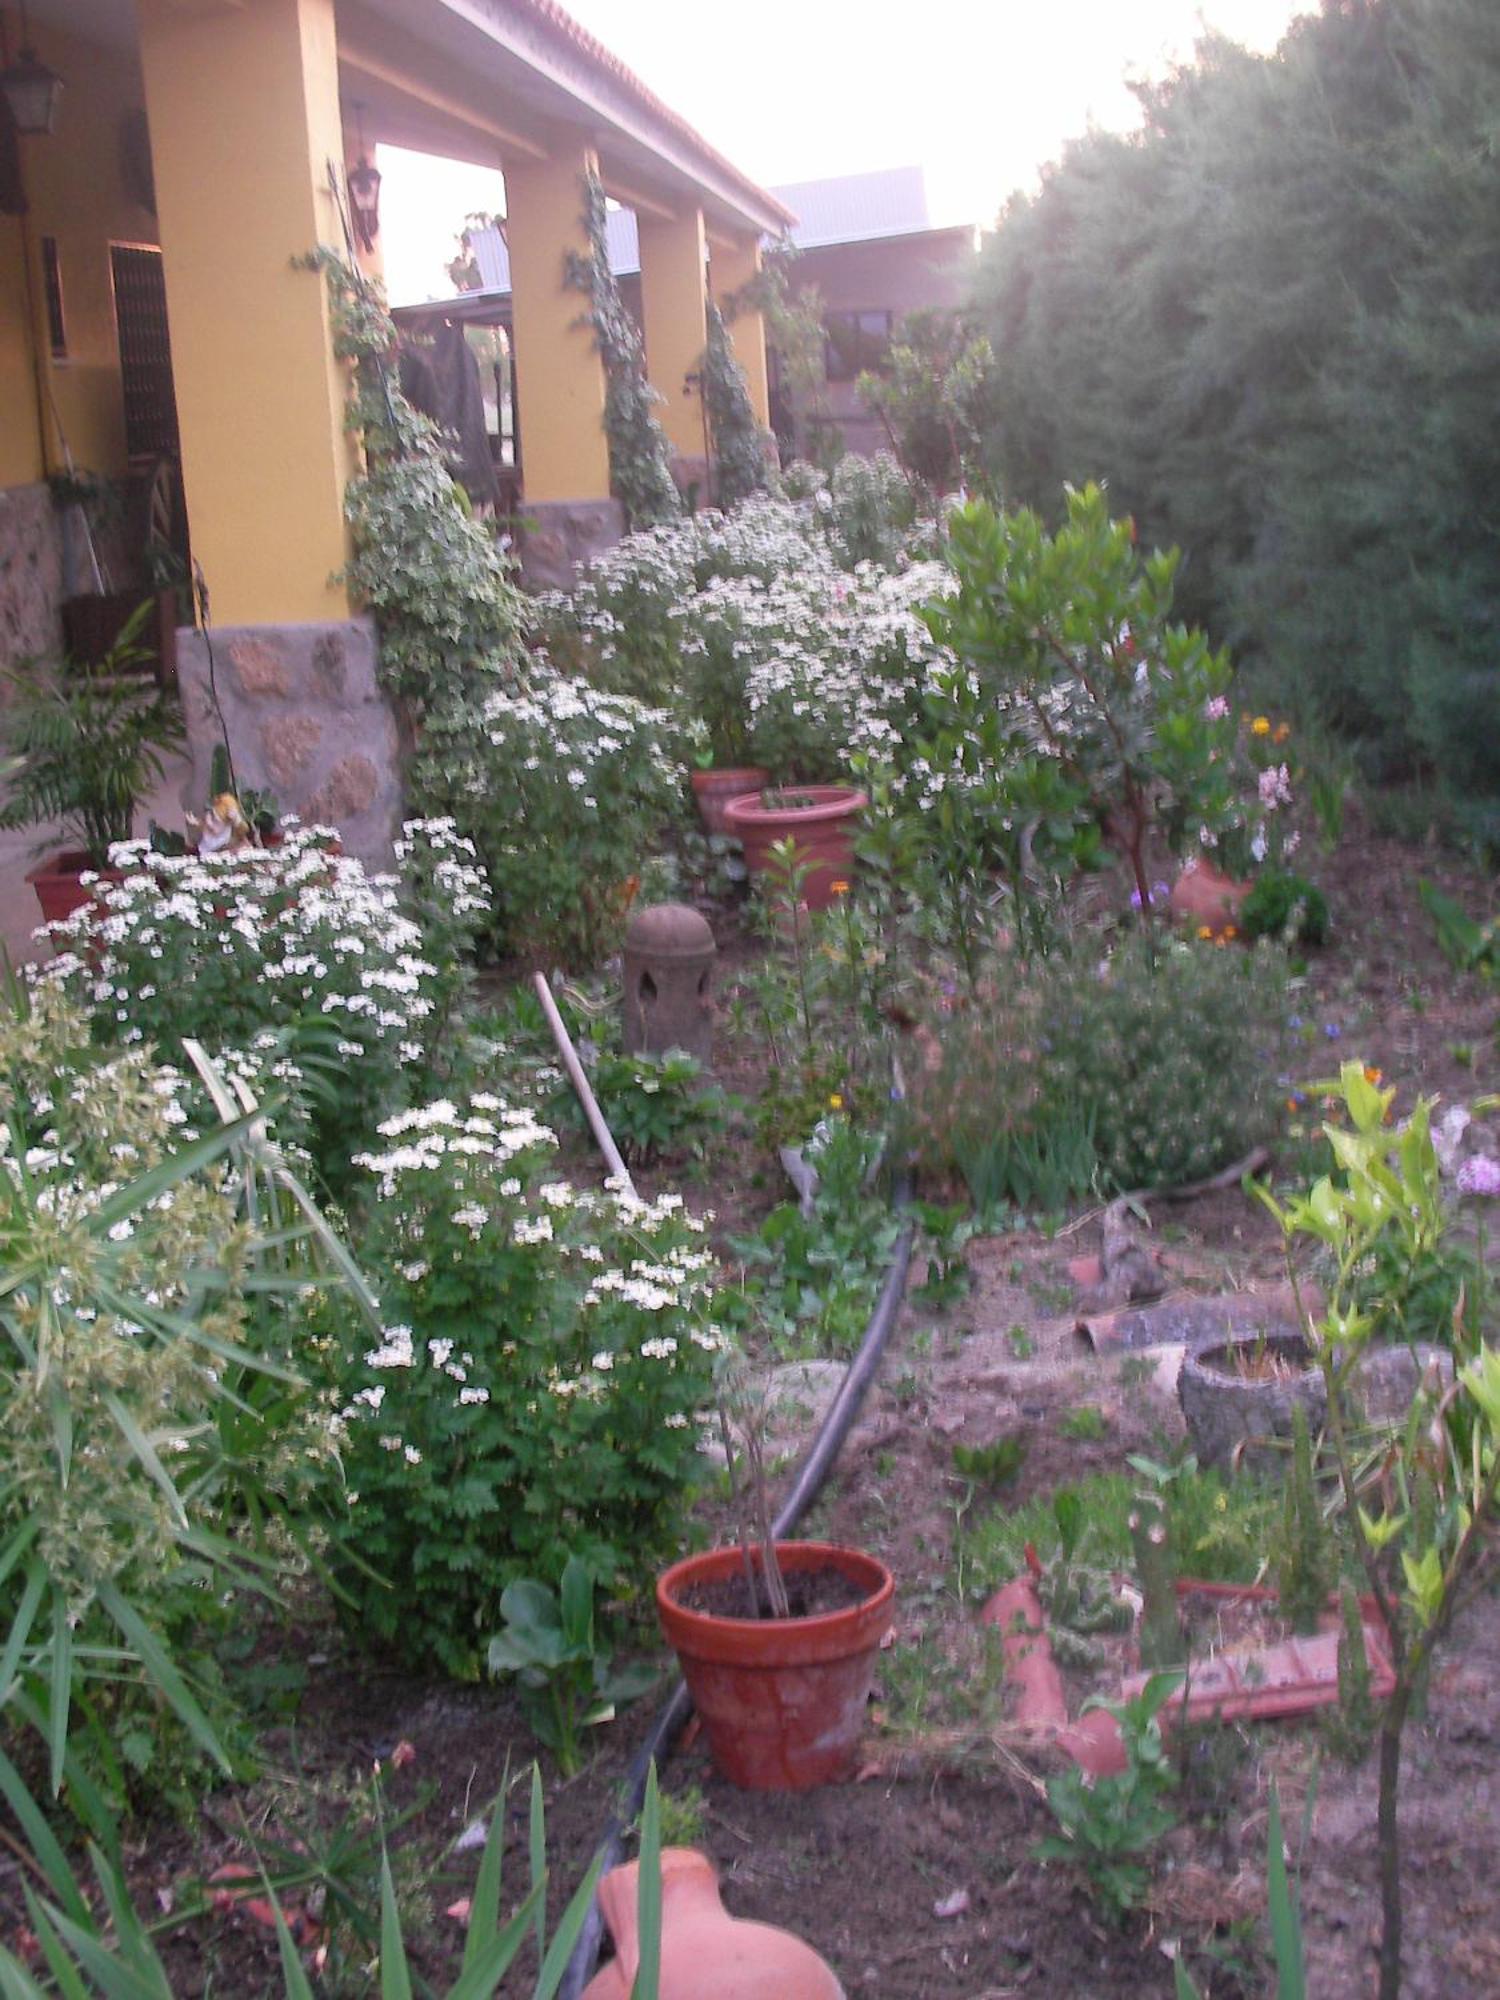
175,617,403,871
0,484,63,678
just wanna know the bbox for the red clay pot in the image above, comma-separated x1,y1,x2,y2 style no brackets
580,1847,843,2000
690,766,770,837
1169,856,1251,934
26,851,126,930
722,786,866,911
656,1541,894,1790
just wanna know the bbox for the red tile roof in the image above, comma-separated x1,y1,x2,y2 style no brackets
506,0,795,228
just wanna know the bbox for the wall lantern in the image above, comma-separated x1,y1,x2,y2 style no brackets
1,40,63,137
346,103,380,251
348,157,381,249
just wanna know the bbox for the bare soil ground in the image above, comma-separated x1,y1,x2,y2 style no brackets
10,816,1499,1997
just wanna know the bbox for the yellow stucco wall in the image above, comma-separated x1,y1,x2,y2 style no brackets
137,0,354,625
711,237,770,431
505,144,612,505
0,18,157,489
638,207,709,461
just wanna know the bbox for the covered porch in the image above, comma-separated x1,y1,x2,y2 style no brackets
0,0,787,912
1,0,786,645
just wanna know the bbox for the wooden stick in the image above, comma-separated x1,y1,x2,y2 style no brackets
531,971,636,1197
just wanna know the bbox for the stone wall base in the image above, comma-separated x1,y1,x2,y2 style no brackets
175,617,403,872
516,496,624,590
0,484,63,677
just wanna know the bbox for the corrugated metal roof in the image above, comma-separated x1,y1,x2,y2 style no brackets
470,206,640,290
775,166,934,249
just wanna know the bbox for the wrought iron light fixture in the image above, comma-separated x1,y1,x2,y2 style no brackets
346,103,380,251
0,4,63,137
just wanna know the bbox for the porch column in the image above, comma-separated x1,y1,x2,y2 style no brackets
504,142,612,505
638,205,708,465
136,0,354,625
711,235,770,429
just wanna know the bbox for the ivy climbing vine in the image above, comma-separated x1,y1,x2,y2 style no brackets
564,172,682,530
304,246,529,726
701,302,770,510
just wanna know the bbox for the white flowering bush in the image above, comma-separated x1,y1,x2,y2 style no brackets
33,821,488,1187
329,1094,725,1677
433,669,689,967
542,492,944,772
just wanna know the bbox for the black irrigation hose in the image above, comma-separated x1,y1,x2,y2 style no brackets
557,1175,916,2000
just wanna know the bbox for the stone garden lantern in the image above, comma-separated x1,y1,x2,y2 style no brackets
621,903,716,1065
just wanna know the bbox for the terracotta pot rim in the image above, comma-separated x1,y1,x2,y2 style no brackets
657,1540,894,1645
25,850,125,886
722,786,867,832
690,765,770,791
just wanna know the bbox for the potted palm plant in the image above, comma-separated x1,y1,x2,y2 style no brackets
1,601,184,926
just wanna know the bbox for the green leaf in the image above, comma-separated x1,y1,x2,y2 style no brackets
96,1581,231,1773
529,1763,548,1969
1266,1783,1306,1999
379,1847,414,2000
532,1852,606,2000
460,1774,509,1979
47,1591,73,1798
631,1763,663,2000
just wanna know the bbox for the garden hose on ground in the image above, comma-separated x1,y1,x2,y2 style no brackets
556,1173,916,2000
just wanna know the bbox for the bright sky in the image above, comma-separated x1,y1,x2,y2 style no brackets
379,0,1311,306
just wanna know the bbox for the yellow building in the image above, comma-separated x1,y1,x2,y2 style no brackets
0,0,788,665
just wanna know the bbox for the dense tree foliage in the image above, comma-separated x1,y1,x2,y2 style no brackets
974,0,1500,839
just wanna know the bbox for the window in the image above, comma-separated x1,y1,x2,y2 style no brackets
40,236,66,358
110,243,180,460
824,309,892,382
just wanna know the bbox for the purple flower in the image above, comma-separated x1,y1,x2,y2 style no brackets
1456,1155,1500,1198
1324,1023,1342,1040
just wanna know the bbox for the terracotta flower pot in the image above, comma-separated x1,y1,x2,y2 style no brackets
690,766,770,837
581,1847,844,2000
1169,856,1251,935
722,786,866,911
26,851,126,930
656,1541,894,1790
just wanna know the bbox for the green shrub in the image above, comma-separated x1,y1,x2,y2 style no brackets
912,935,1288,1201
1241,867,1331,946
330,1094,725,1677
1038,935,1290,1190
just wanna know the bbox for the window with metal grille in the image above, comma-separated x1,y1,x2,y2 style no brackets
110,243,180,461
40,236,66,357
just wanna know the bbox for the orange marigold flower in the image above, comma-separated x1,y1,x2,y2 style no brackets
1364,1065,1383,1085
1274,722,1292,744
1223,925,1238,940
830,879,851,897
1197,924,1214,940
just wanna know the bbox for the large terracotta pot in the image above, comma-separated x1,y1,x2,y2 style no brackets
722,786,866,911
25,851,126,930
690,766,769,837
581,1847,845,2000
1169,856,1251,934
656,1540,894,1790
